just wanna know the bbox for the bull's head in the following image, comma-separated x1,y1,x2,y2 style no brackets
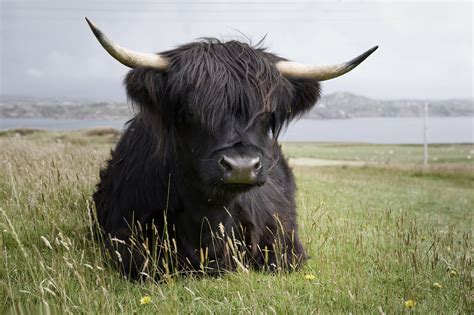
86,18,377,196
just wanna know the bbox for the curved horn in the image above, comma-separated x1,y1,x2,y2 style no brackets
85,17,169,69
276,46,378,81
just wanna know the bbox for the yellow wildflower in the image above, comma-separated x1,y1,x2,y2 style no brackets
449,270,457,277
433,282,442,289
304,274,316,280
404,299,416,309
140,295,151,305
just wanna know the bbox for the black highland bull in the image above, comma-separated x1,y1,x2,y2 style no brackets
86,18,377,279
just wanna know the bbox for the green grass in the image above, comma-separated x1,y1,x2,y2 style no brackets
283,142,474,165
0,129,472,313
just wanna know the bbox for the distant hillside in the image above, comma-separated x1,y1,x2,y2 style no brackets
0,95,131,119
1,93,472,119
308,92,473,119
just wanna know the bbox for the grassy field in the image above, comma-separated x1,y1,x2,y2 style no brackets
283,142,474,165
0,129,472,313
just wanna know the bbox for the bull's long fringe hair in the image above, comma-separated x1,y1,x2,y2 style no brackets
124,37,320,158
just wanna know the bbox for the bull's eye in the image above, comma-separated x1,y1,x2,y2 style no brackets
255,112,276,137
267,112,280,138
262,112,277,134
270,113,276,132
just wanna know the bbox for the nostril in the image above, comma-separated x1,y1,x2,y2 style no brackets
254,159,262,170
219,156,233,171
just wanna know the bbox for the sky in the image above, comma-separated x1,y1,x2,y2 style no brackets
0,0,472,101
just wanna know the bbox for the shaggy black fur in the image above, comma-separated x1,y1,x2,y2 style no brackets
94,39,321,279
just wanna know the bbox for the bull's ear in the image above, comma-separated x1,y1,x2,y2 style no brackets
285,78,321,122
124,68,167,115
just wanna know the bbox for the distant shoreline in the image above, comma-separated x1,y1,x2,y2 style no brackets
2,117,472,144
1,92,473,120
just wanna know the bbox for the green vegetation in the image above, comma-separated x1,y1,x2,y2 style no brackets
1,129,472,313
283,142,474,165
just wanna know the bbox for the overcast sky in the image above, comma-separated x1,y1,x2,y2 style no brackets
0,0,472,101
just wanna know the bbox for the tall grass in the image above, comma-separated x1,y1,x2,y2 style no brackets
0,130,472,313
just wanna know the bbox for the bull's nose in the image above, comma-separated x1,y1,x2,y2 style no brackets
219,155,262,184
